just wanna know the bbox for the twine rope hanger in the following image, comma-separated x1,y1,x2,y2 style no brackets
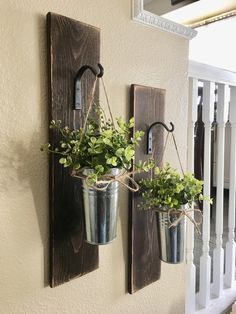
151,123,203,234
152,129,184,175
72,74,140,192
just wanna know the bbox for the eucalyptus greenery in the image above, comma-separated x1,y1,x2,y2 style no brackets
41,106,153,184
139,164,211,211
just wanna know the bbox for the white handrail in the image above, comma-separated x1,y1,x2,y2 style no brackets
189,61,236,86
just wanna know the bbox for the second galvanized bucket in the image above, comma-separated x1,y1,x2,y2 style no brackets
157,206,186,264
82,168,120,245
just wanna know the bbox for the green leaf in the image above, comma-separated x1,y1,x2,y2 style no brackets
87,173,98,185
128,117,135,128
115,148,124,157
106,156,118,166
90,137,97,144
124,146,135,161
74,163,81,170
103,138,112,146
95,165,104,174
102,129,113,138
40,143,50,151
116,117,128,133
134,130,144,141
59,158,67,164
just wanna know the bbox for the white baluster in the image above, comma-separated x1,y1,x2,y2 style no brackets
212,84,229,297
199,81,215,307
225,86,236,288
185,78,198,314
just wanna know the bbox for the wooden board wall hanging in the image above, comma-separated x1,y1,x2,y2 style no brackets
129,84,165,293
47,12,100,287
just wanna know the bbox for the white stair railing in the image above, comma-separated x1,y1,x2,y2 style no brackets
186,77,198,314
198,81,215,307
212,84,229,297
225,86,236,288
186,61,236,314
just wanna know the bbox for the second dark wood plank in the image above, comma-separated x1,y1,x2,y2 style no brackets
129,84,165,293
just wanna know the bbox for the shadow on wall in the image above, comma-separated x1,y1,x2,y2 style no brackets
0,11,49,289
0,135,49,289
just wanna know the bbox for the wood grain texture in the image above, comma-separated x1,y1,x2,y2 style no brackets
129,84,165,293
47,12,99,288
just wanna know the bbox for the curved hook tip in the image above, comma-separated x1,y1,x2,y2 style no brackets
97,63,104,78
169,122,175,132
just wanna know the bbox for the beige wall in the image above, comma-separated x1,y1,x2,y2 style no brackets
0,1,189,313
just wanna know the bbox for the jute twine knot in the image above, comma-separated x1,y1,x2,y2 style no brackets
167,207,203,235
71,170,139,192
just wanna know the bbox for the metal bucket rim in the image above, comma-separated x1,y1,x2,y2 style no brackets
82,167,122,176
155,203,190,214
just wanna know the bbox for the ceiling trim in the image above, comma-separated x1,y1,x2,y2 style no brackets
188,9,236,28
132,0,197,40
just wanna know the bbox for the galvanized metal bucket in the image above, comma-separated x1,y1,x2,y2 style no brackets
157,206,186,264
82,168,120,245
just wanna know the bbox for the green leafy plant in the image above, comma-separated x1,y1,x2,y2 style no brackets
139,163,211,211
41,106,153,184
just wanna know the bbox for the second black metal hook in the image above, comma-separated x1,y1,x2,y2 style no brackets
147,121,174,155
74,63,104,110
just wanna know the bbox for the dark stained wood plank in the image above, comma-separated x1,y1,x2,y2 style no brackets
129,84,165,293
47,12,99,288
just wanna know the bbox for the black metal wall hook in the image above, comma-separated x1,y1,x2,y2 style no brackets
147,121,175,155
74,63,104,110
